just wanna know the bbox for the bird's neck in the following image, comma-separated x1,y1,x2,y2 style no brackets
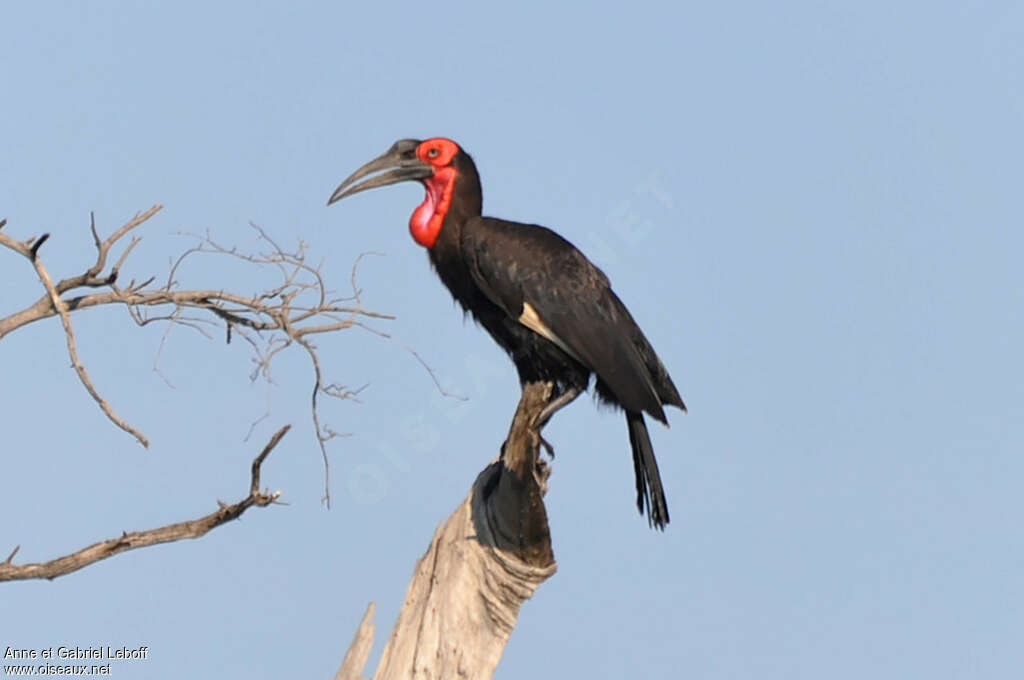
425,170,482,304
426,207,482,315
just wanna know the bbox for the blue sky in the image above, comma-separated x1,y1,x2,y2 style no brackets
3,2,1023,678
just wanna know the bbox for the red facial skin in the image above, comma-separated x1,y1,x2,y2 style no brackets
409,138,460,248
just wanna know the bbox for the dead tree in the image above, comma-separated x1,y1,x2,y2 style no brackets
0,207,390,581
335,382,558,680
4,207,561,676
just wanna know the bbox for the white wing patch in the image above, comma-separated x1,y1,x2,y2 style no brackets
519,301,584,363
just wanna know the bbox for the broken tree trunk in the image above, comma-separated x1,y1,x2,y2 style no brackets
335,382,558,680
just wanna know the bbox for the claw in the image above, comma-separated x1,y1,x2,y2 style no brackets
538,432,556,459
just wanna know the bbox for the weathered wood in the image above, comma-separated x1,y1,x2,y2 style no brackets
334,603,375,680
478,381,556,567
338,382,558,679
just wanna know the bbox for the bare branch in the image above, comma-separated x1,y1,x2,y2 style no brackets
30,232,50,259
405,346,468,402
0,228,34,259
112,234,142,274
244,404,272,443
296,334,337,507
2,209,395,502
89,211,100,249
30,240,150,447
348,251,384,307
0,425,291,583
50,205,164,294
86,205,163,279
250,424,289,494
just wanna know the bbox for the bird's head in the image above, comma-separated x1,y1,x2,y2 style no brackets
327,137,476,248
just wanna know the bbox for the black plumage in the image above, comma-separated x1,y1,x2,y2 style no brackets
329,138,685,528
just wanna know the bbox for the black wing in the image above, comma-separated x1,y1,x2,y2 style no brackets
461,216,682,421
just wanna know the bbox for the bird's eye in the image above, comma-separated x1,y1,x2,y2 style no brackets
427,147,440,158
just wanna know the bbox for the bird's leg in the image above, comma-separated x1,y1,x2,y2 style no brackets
532,386,582,458
534,386,582,429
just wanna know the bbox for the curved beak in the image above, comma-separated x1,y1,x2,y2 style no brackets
327,143,434,206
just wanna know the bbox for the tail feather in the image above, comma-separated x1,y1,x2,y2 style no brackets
626,411,670,529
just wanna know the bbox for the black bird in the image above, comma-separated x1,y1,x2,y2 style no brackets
328,138,685,529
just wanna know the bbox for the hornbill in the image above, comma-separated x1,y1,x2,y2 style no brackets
327,138,685,529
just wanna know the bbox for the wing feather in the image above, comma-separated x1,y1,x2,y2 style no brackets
462,217,666,419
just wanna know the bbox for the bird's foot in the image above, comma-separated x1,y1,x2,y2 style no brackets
538,432,556,459
534,386,583,430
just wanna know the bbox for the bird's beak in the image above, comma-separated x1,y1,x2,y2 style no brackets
327,146,434,206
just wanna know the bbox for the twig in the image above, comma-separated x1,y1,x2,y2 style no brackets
250,424,289,494
0,426,290,583
87,205,163,279
30,233,50,259
296,334,336,507
406,346,468,401
30,241,150,447
348,251,384,307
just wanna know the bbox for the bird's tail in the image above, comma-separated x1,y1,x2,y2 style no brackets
626,411,670,530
